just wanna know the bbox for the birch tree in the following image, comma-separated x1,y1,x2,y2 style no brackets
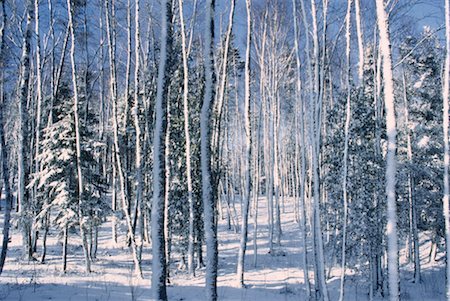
105,0,142,277
0,0,13,275
151,0,172,299
443,0,450,299
236,0,252,288
178,0,196,276
375,0,399,299
17,0,33,260
202,0,218,299
291,0,310,296
66,0,91,273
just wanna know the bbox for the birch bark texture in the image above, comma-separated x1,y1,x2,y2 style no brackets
375,0,399,300
443,0,450,299
339,1,352,300
177,0,196,276
202,0,218,299
151,0,172,299
66,0,91,274
237,0,252,288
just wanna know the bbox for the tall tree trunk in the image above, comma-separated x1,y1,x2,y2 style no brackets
151,0,172,299
178,0,196,276
402,71,420,283
202,0,218,299
236,0,252,287
339,1,352,300
354,0,364,84
291,0,310,296
105,0,142,278
133,0,144,260
375,0,399,300
66,0,91,274
443,0,450,299
0,5,13,271
309,0,329,299
18,0,33,260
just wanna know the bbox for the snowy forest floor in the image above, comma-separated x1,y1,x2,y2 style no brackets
0,197,447,300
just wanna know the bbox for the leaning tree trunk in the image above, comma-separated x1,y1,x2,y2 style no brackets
236,0,252,288
151,0,172,299
202,0,218,300
375,0,399,300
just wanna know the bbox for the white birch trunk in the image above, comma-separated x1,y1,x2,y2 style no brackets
17,0,33,260
310,0,329,299
339,1,352,300
66,0,91,273
355,0,364,84
0,2,12,273
402,70,421,283
291,0,311,296
202,0,218,299
105,0,142,278
178,0,196,276
375,0,399,299
236,0,252,287
151,0,172,299
443,0,450,299
133,0,144,260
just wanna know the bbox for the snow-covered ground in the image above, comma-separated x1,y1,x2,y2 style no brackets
0,198,446,300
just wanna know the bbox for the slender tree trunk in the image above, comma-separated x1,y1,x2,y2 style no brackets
66,0,91,274
202,0,218,299
178,0,196,276
133,0,144,260
402,71,421,283
60,225,68,273
105,0,142,278
443,0,450,299
339,1,352,300
211,0,235,160
0,10,13,270
309,0,329,299
355,0,364,84
151,0,172,299
375,0,399,299
291,0,310,296
18,0,33,261
236,0,252,287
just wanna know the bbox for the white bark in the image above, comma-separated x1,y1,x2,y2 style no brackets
339,1,352,300
105,0,142,278
151,0,171,299
178,0,196,276
66,0,91,273
237,0,252,287
402,70,420,283
202,0,218,299
355,0,364,84
18,0,33,260
375,0,399,300
443,0,450,299
0,0,12,274
291,0,310,296
310,0,329,299
133,0,144,260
